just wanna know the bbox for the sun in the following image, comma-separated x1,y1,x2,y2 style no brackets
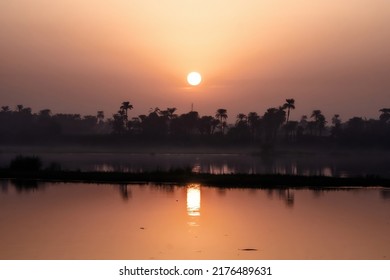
187,72,202,86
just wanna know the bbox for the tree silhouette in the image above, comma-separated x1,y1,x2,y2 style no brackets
311,110,326,136
262,107,286,147
112,110,126,134
120,102,133,116
236,113,247,124
16,104,24,112
228,113,250,142
120,101,133,125
247,112,261,141
284,121,298,142
39,109,51,120
331,114,341,138
1,98,388,148
198,116,215,135
1,106,10,112
283,98,295,123
215,108,228,134
97,111,105,124
379,108,390,123
159,107,177,135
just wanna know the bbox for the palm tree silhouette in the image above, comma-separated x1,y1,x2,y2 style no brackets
331,114,341,137
247,112,260,141
236,113,247,124
1,106,10,112
379,108,390,123
311,110,326,136
97,111,105,125
16,104,24,112
283,99,295,123
120,102,133,119
215,108,228,134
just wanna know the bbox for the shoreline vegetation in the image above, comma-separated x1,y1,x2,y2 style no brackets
1,169,389,188
1,101,389,152
1,154,390,188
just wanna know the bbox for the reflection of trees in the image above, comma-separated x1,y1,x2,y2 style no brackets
285,189,294,207
151,184,175,194
266,188,295,208
1,180,8,193
10,179,43,193
216,187,227,197
119,184,132,201
381,189,390,200
276,188,295,208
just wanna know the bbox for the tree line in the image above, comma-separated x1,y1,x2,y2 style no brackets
0,101,389,148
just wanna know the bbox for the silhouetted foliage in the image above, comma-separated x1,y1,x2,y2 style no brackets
215,108,228,134
262,107,286,150
9,156,42,172
283,98,295,123
0,99,389,148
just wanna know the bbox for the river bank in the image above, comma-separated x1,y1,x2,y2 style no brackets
1,169,389,188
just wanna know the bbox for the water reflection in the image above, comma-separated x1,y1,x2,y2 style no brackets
2,152,389,177
119,184,132,201
381,189,390,200
1,180,8,193
187,184,201,217
1,182,390,259
10,179,43,192
266,188,295,208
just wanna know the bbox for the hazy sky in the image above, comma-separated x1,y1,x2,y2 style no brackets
1,0,389,121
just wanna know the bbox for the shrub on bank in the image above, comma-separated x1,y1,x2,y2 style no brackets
9,155,42,172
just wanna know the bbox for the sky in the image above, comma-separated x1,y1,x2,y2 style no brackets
1,0,389,122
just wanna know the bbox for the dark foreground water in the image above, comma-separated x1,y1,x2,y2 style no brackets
1,180,389,259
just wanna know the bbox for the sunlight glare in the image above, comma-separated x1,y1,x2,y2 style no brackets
187,184,201,216
187,72,202,86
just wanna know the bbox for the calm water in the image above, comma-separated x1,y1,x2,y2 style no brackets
1,180,389,260
1,151,390,177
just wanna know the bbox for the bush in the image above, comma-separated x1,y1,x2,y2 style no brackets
9,155,42,172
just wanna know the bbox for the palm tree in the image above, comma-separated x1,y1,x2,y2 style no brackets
379,108,390,123
119,101,133,130
215,108,228,134
283,98,295,123
311,110,322,122
198,116,214,135
166,107,177,119
97,111,105,124
247,112,260,141
262,107,286,146
120,101,133,119
1,106,10,112
236,113,247,124
332,114,340,126
311,110,326,136
39,109,51,121
16,104,24,112
331,114,341,138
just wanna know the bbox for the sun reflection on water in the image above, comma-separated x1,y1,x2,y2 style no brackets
187,184,201,217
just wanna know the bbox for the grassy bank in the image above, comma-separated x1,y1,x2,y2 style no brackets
0,169,389,188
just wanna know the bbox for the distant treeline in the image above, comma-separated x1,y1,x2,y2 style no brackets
0,101,389,148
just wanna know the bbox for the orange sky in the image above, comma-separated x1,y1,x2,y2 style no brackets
1,0,389,121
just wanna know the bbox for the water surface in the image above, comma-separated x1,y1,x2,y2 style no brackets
1,181,389,259
1,151,389,177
